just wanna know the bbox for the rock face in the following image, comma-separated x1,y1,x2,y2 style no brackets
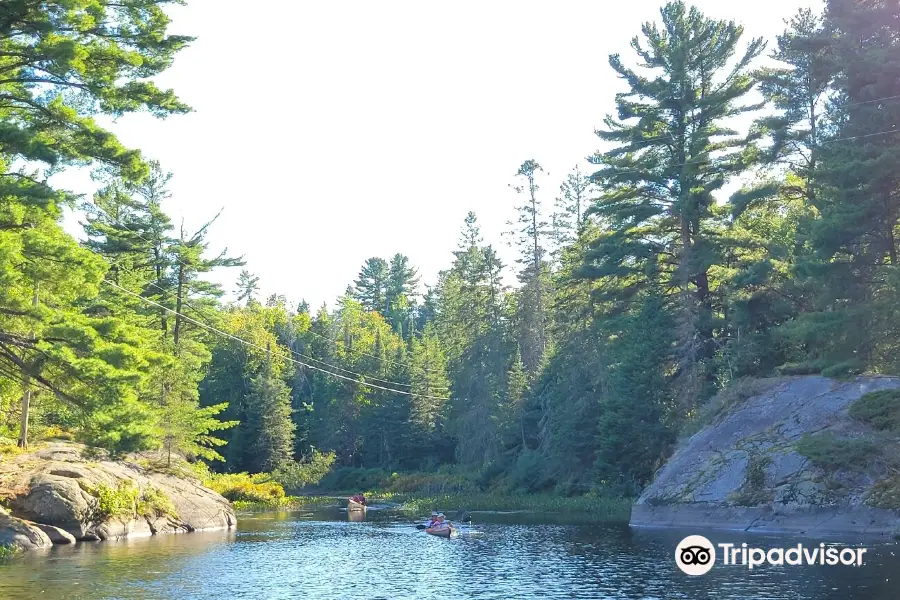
631,376,900,536
0,443,235,550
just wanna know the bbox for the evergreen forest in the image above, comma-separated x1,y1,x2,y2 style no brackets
3,0,900,498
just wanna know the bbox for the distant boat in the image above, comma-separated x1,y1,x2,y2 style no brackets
347,499,367,512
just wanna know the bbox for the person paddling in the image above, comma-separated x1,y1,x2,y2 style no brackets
423,511,439,528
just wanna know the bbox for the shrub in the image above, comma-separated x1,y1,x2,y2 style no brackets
203,472,286,504
94,482,140,520
730,453,773,506
868,476,900,510
849,390,900,433
0,544,17,562
138,486,178,519
794,432,878,471
271,450,336,492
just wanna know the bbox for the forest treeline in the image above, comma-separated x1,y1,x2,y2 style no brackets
2,0,900,496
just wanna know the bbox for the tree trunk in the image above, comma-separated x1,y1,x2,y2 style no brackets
173,261,185,346
17,280,39,449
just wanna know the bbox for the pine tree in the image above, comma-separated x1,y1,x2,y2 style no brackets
385,253,420,334
0,0,191,450
509,160,551,373
353,257,389,313
783,0,900,375
242,350,296,473
551,165,594,263
235,270,260,305
584,0,764,408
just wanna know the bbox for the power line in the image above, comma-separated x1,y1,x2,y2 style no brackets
115,273,447,392
115,225,446,376
103,279,451,401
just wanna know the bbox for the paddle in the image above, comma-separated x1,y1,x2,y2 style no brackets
415,524,427,530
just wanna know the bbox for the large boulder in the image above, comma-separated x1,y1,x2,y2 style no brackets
631,375,900,536
0,507,52,551
2,442,235,545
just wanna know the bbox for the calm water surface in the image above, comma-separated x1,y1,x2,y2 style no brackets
1,509,899,599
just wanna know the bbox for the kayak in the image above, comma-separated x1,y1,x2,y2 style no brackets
347,500,367,512
425,526,455,538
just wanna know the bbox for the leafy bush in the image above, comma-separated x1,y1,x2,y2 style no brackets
794,432,878,471
849,390,900,432
138,486,178,519
0,544,17,562
271,450,336,492
92,482,140,521
868,475,900,509
203,472,286,504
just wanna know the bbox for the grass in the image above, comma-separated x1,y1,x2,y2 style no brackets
794,432,879,471
0,442,26,458
138,485,178,519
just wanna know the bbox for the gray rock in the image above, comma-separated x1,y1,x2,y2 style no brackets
33,523,76,545
631,375,900,537
0,508,52,551
2,442,236,548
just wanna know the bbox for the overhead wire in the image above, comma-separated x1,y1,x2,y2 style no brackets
103,279,451,401
117,226,447,377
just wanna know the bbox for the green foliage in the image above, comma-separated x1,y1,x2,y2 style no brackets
849,390,900,433
729,453,774,506
203,472,286,504
0,543,18,562
138,486,178,519
271,450,336,492
83,481,140,522
5,0,900,513
867,476,900,510
794,432,879,471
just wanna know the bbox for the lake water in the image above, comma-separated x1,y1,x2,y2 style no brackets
1,509,899,599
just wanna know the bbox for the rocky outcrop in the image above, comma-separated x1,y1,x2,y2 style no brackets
631,376,900,536
0,442,235,551
0,507,52,551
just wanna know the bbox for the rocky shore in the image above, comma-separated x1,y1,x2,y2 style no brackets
0,442,235,552
631,376,900,536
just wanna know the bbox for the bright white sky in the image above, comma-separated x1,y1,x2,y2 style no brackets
58,0,821,309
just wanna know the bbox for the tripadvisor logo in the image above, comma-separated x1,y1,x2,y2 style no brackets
675,535,868,576
676,535,716,575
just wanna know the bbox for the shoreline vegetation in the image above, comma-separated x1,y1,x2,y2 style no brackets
226,492,632,523
200,465,632,522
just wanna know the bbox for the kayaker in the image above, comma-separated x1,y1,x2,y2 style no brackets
424,511,439,527
433,513,450,529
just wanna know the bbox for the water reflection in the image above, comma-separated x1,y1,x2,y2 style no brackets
1,510,898,599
